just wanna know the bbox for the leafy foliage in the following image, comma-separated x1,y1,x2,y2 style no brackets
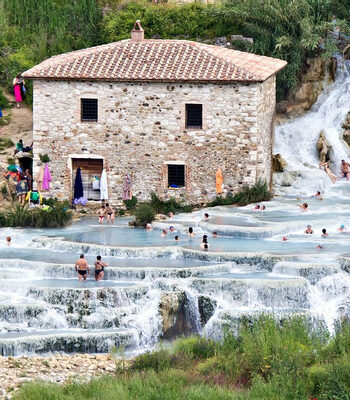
0,88,9,108
208,181,272,207
134,204,155,226
39,154,50,163
123,195,138,210
0,203,72,228
0,137,14,151
149,192,193,215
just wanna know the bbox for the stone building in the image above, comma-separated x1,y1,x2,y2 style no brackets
23,22,286,205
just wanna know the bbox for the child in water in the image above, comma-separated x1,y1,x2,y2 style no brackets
98,206,106,224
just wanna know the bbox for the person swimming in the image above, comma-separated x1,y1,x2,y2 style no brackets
201,235,209,249
282,236,288,241
169,226,176,233
175,235,179,242
6,236,11,246
337,224,346,232
145,223,153,230
161,229,168,237
212,231,218,238
254,204,260,210
94,255,108,281
304,225,314,234
321,228,329,238
203,213,209,221
298,203,309,211
261,205,266,210
188,227,195,237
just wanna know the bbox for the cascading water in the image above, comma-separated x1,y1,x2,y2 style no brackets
274,56,350,195
1,58,350,357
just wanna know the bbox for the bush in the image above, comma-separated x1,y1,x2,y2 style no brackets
174,337,216,360
42,197,69,208
207,181,272,207
123,195,138,210
0,137,14,151
134,204,155,226
0,88,9,108
0,203,72,228
149,192,193,215
230,180,272,206
132,348,173,372
39,154,50,163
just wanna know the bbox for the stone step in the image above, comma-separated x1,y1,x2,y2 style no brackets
189,276,309,309
0,328,136,356
273,261,339,284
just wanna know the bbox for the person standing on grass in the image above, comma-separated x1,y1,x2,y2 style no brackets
13,74,25,108
74,254,89,282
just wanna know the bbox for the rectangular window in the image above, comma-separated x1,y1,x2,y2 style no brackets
81,98,98,122
168,164,185,188
185,104,202,129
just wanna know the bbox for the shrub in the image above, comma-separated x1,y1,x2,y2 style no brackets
0,137,14,151
1,184,8,195
7,157,16,165
207,181,272,207
42,197,69,208
134,204,155,226
39,153,50,163
231,181,272,206
174,337,216,360
0,88,9,108
149,192,193,215
0,203,72,228
132,348,173,372
123,195,138,210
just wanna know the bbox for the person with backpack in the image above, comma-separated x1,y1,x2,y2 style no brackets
25,190,42,207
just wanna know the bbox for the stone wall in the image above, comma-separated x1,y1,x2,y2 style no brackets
32,78,276,204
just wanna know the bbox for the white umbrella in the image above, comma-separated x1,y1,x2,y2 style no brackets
100,169,108,200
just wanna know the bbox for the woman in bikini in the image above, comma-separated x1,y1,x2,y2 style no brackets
94,255,108,281
105,203,115,224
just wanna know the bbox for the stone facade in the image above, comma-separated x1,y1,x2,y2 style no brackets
32,76,276,204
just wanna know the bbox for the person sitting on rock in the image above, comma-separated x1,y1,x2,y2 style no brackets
14,139,23,155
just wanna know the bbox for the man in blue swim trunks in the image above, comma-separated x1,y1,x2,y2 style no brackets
74,254,90,281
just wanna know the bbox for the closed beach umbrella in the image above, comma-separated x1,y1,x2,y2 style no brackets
216,168,223,194
100,169,108,200
42,164,52,191
74,167,84,200
123,173,132,200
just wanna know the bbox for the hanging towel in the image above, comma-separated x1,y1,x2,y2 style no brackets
100,169,108,200
216,168,223,194
42,164,52,191
36,165,44,191
123,173,132,200
74,167,84,200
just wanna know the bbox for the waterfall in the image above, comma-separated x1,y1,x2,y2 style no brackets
274,57,350,195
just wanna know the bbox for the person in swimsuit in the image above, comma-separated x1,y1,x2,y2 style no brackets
321,228,329,238
212,231,218,238
98,206,106,224
201,235,209,249
161,229,168,237
337,224,346,232
340,160,350,181
304,225,314,234
6,236,11,246
94,255,108,281
254,204,260,210
298,203,309,211
188,227,195,237
105,203,115,224
203,213,209,221
74,254,90,282
319,161,337,183
175,235,180,242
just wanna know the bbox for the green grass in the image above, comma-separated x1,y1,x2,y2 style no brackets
14,316,350,399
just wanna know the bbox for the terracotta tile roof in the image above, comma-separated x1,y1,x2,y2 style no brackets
22,40,287,83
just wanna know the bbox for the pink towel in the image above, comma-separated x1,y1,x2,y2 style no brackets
42,164,52,190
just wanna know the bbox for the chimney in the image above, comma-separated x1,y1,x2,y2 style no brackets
131,20,144,42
